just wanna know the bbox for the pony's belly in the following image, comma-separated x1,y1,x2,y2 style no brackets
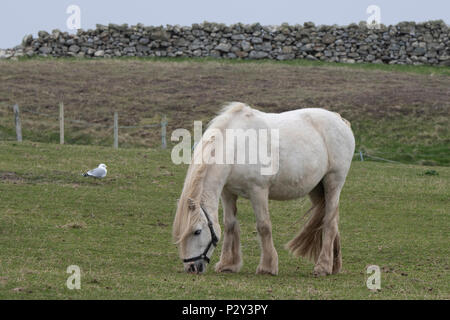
267,157,327,200
225,154,327,201
225,179,317,200
268,185,309,200
225,170,322,201
267,176,320,200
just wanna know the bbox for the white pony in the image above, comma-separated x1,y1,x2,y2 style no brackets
173,102,355,276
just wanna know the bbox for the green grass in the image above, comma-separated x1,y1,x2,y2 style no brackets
354,115,450,166
16,55,450,76
0,141,448,299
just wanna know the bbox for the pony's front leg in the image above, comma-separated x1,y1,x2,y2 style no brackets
250,187,278,275
215,190,243,273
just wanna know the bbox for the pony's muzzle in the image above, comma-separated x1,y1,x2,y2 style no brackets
185,261,206,274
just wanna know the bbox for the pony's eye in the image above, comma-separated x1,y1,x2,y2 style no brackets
194,230,202,236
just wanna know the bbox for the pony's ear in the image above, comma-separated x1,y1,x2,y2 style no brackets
187,198,196,211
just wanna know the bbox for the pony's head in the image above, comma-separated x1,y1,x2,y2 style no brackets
172,118,229,274
173,197,221,274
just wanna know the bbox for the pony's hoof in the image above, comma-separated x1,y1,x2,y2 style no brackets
215,262,241,273
313,265,331,277
256,265,278,276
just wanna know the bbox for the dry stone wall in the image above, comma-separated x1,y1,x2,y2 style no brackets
1,21,449,65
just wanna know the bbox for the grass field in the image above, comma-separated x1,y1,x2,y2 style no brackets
0,141,448,299
0,58,449,165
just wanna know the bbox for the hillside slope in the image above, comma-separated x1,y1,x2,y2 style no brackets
0,58,449,165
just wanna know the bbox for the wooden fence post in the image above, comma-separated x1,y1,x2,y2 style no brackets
13,104,22,142
59,102,64,145
114,112,118,149
161,114,167,149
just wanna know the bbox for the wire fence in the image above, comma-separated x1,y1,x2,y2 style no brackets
0,103,168,149
0,103,441,166
353,150,401,164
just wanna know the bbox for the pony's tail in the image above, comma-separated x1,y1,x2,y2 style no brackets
285,190,326,263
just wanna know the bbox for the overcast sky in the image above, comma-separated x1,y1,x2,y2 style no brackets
1,0,449,48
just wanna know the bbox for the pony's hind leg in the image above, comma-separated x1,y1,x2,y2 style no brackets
215,189,243,273
313,173,344,276
332,228,342,274
250,186,278,275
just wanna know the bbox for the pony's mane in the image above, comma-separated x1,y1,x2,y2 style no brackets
172,102,251,243
207,102,250,130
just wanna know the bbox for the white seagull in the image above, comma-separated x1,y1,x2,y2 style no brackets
83,163,107,178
